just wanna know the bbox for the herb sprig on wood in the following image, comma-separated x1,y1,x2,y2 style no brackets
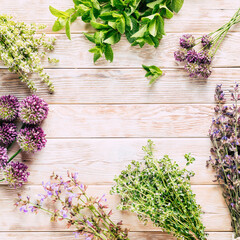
111,140,207,240
50,0,184,63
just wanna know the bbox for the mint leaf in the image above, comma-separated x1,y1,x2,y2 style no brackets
65,18,71,40
49,6,70,18
142,64,163,85
104,44,114,62
171,0,184,13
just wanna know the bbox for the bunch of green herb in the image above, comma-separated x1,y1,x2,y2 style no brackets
111,140,207,240
49,0,184,63
0,15,58,93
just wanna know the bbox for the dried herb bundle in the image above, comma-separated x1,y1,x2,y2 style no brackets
208,84,240,238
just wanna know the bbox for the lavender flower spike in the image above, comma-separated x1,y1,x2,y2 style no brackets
0,95,19,121
17,126,47,153
19,95,49,125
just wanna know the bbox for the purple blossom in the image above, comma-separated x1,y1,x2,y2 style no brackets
186,49,198,63
197,64,212,78
86,220,93,227
19,95,49,125
174,48,187,62
0,122,17,146
179,34,195,49
3,161,30,188
198,51,212,64
184,62,199,78
0,95,19,121
19,205,28,213
17,126,47,153
0,146,8,169
201,35,213,48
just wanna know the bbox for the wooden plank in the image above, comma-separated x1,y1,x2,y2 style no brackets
30,104,213,138
0,232,234,240
0,33,239,69
0,0,238,33
9,138,215,185
0,68,238,104
0,185,232,232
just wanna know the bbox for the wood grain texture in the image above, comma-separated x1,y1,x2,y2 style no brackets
0,0,237,238
0,185,232,232
0,68,239,104
36,104,212,138
0,33,238,69
0,232,234,240
9,138,215,185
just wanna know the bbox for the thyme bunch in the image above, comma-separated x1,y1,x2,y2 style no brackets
111,140,207,240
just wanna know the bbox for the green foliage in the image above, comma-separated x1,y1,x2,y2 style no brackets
111,140,207,240
50,0,184,63
142,64,163,85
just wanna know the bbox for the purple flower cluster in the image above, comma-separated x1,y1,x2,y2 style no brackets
3,161,30,188
17,126,47,153
174,34,213,78
201,35,213,48
0,147,8,169
0,94,49,188
0,95,19,121
0,123,17,146
208,84,240,237
16,172,129,240
19,95,49,125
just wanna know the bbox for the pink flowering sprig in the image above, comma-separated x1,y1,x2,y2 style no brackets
16,172,130,240
174,8,240,79
208,83,240,238
0,94,48,188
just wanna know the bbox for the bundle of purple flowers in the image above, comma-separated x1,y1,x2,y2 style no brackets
208,84,240,238
0,94,48,188
16,172,130,240
174,8,240,79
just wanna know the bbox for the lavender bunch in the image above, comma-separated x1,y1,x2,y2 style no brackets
208,84,240,238
0,15,58,93
0,94,48,188
174,8,240,79
16,172,130,240
111,140,207,240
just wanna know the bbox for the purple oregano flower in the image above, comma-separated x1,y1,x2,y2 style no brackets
0,146,8,169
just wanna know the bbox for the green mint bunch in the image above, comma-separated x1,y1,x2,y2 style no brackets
0,15,58,93
50,0,184,63
111,140,207,240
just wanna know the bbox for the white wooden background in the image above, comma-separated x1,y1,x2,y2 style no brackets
0,0,239,239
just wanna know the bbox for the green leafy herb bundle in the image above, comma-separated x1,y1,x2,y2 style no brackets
111,140,207,240
0,15,58,93
50,0,184,63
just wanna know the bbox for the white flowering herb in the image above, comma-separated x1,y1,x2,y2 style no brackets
0,15,58,93
111,140,207,240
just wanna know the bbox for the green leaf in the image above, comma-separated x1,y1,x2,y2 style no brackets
49,6,70,18
147,0,165,8
104,44,114,62
171,0,184,13
142,64,163,85
65,18,71,40
116,17,125,34
131,25,147,38
149,18,157,37
52,19,65,31
103,31,121,44
91,21,109,30
84,33,95,43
